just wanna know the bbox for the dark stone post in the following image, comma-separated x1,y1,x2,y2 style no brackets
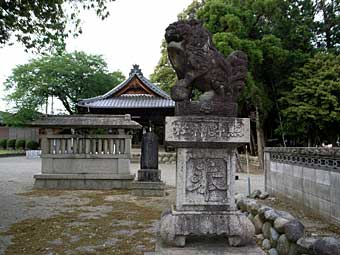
138,131,161,182
130,130,165,196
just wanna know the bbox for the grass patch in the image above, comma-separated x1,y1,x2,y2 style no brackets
4,190,163,255
17,190,67,197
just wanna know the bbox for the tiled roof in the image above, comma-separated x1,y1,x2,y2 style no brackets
78,94,174,109
77,65,174,109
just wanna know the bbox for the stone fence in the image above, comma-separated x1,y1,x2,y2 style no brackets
35,132,134,189
264,147,340,226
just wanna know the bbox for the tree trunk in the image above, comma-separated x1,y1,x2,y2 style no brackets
250,129,256,156
256,106,264,172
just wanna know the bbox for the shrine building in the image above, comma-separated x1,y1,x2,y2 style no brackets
77,65,175,144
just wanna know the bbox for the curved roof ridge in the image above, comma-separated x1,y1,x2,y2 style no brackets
78,66,172,105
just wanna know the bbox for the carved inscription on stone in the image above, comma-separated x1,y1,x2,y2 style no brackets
186,158,228,203
172,119,244,141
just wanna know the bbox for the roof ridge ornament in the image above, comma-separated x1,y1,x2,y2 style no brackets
129,64,143,77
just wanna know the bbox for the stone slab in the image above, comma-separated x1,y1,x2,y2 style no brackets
154,237,265,255
130,181,165,197
176,148,236,211
165,116,250,147
34,173,134,189
160,209,255,247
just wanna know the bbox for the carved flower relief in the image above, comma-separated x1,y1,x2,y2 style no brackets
186,158,228,202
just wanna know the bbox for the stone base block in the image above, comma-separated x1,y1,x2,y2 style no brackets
137,169,161,182
152,236,265,255
160,209,255,247
130,181,165,197
34,173,134,189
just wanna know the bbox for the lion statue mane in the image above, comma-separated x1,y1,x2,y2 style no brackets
165,19,247,111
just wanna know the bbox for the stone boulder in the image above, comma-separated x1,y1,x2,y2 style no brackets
262,238,271,250
296,237,318,254
262,221,272,239
311,237,340,255
259,191,270,200
277,210,295,221
284,219,304,242
268,248,279,255
258,205,272,221
253,214,264,234
249,189,262,199
277,234,290,255
274,217,290,234
270,227,279,247
264,209,280,222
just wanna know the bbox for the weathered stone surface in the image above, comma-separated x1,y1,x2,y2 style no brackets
248,213,255,225
253,214,264,234
249,203,261,216
137,169,161,182
288,243,298,255
175,148,236,211
268,248,279,255
155,237,266,254
258,206,272,221
249,190,261,199
264,209,280,222
235,193,246,205
130,181,165,197
296,237,318,254
274,217,290,234
262,222,272,239
237,198,257,214
165,20,248,117
276,211,295,221
140,131,159,171
284,219,304,242
34,173,134,189
259,192,269,200
160,210,255,247
277,234,290,255
165,117,250,146
269,227,279,248
262,239,271,250
311,237,340,255
255,234,264,243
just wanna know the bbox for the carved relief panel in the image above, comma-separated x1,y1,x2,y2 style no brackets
176,148,235,211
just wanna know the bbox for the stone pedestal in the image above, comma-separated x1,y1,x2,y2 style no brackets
153,237,265,255
159,116,254,247
130,131,165,196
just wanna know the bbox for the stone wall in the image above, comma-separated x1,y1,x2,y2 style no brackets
236,195,340,255
264,147,340,226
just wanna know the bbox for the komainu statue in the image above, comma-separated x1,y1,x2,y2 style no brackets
165,19,247,116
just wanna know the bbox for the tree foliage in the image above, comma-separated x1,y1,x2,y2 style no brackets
5,51,124,124
281,53,340,145
153,0,340,147
0,0,114,52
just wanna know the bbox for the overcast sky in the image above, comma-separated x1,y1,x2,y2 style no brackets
0,0,192,112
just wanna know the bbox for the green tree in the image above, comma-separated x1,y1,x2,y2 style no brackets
315,0,340,52
280,53,340,146
0,0,114,52
5,51,124,123
150,41,176,94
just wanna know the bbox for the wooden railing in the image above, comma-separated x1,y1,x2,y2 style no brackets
41,135,131,156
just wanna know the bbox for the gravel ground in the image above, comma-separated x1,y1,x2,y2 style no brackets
0,156,264,255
